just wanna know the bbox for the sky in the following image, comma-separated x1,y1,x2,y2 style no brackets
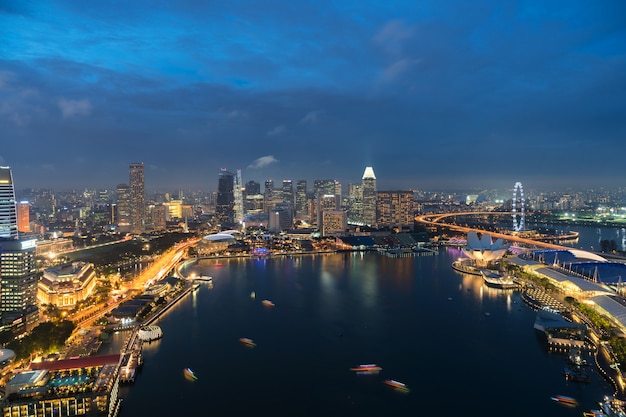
1,1,625,193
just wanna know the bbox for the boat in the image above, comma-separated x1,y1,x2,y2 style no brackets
583,410,607,417
551,395,578,406
568,346,587,366
480,269,518,289
350,364,382,374
384,379,410,393
183,368,198,380
194,276,213,282
239,338,256,347
250,291,256,299
262,299,275,307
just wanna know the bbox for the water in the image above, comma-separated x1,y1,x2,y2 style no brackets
101,247,613,416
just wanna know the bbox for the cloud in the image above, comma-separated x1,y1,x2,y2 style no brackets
382,58,421,80
300,110,322,124
373,20,415,54
58,98,92,118
248,155,279,169
266,125,285,136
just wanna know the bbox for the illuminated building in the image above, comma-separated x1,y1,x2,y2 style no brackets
0,166,18,239
16,201,30,233
37,261,97,309
462,231,509,267
295,180,308,220
376,190,415,231
234,169,244,223
35,238,73,258
321,210,347,237
362,166,377,227
129,163,145,234
347,183,363,225
268,203,292,232
116,183,130,232
245,180,260,196
264,179,276,213
216,169,235,229
196,233,236,255
314,179,340,227
0,238,38,330
282,179,294,209
2,354,122,417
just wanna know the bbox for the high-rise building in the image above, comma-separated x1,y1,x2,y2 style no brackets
362,167,377,227
377,190,415,231
0,167,18,239
216,169,235,229
264,179,276,213
313,179,340,227
16,201,30,233
129,163,145,234
347,183,363,225
234,169,244,223
282,179,294,207
116,184,130,232
245,180,261,196
295,180,308,220
0,237,38,328
321,210,347,237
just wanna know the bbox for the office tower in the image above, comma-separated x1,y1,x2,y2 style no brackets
362,166,377,227
264,179,275,213
129,163,145,234
377,191,415,231
268,202,293,232
216,169,235,229
347,183,363,225
313,179,339,227
234,169,244,223
16,201,30,233
295,180,308,220
0,167,18,239
116,184,131,232
0,237,38,328
321,210,347,237
245,180,261,196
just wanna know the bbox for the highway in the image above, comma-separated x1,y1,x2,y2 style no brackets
415,211,570,250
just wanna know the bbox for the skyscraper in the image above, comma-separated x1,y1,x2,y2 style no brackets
362,166,377,227
234,169,244,223
16,201,30,233
216,169,235,229
129,163,145,234
0,167,18,239
116,184,130,231
295,180,308,220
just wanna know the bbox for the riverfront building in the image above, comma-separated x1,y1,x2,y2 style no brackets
2,354,121,417
37,261,98,309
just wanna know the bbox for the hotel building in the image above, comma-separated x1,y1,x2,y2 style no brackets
2,354,122,417
37,261,98,309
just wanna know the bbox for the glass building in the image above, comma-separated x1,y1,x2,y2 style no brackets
0,167,18,239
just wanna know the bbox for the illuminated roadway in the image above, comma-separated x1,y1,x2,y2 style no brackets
415,211,570,250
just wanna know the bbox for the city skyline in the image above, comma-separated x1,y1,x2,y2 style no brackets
1,1,625,191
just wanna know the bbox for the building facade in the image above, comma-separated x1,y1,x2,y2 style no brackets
0,167,18,239
37,261,98,309
216,169,235,229
295,180,308,220
361,167,377,227
115,184,130,232
129,163,145,234
376,190,415,231
0,238,38,328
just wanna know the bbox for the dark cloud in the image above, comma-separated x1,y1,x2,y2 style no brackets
1,1,625,192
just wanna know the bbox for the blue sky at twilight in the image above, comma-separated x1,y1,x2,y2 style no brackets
1,0,625,192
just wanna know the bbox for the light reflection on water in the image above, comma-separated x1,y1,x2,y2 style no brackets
101,249,614,417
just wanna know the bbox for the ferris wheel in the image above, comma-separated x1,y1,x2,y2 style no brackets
512,182,524,232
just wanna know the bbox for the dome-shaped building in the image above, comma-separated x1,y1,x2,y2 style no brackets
196,233,237,256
